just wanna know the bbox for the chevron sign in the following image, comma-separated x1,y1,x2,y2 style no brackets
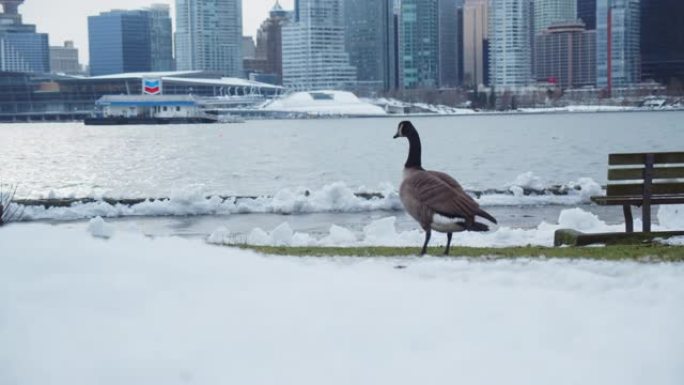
143,79,162,95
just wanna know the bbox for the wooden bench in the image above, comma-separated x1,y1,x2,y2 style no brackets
591,152,684,233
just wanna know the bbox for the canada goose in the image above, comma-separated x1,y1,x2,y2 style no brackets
394,121,497,255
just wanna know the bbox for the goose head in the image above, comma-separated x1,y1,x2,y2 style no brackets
393,121,417,139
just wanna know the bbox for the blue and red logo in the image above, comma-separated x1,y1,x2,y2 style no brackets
143,79,162,95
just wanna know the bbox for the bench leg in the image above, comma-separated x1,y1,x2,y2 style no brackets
643,203,651,233
623,205,634,233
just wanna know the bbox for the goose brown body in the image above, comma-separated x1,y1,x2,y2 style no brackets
394,121,497,255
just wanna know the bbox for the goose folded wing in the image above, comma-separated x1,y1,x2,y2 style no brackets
406,172,481,219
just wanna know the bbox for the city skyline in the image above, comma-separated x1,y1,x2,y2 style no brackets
20,0,294,64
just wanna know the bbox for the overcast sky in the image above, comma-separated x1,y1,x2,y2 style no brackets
20,0,295,64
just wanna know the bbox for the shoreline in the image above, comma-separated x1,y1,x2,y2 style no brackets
1,105,682,124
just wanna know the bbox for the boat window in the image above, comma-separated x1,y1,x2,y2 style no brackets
176,106,181,111
163,106,168,111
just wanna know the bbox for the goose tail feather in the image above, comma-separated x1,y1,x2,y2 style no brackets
476,209,498,225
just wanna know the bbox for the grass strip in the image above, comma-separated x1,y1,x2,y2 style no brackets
238,245,684,262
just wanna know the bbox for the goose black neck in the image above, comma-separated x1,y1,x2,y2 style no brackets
405,131,422,169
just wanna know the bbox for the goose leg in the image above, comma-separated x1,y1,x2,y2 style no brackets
420,229,432,256
445,233,453,255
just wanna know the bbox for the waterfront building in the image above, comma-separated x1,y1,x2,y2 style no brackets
535,21,596,89
0,71,283,122
254,1,290,85
88,10,151,76
596,0,640,91
282,0,357,90
463,0,489,87
489,0,532,88
175,0,243,77
640,0,684,86
50,41,81,75
147,4,174,72
577,0,596,29
534,0,577,34
399,0,439,89
344,0,396,91
0,0,49,73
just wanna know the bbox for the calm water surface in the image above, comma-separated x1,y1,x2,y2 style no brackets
1,111,682,199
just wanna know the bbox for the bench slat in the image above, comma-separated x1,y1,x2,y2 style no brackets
608,167,684,181
609,152,684,166
607,183,684,196
592,195,684,206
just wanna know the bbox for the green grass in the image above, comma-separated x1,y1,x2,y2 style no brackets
238,245,684,262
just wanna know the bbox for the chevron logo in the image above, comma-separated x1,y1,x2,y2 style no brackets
143,79,162,95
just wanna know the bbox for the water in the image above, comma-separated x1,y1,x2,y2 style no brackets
1,111,682,237
1,111,682,199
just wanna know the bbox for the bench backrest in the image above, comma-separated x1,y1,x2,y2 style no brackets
606,152,684,197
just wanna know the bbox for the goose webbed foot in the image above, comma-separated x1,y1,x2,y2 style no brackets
420,229,432,256
444,233,453,255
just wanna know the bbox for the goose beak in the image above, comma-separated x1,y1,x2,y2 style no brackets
393,133,400,139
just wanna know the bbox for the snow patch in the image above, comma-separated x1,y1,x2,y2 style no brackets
0,223,683,385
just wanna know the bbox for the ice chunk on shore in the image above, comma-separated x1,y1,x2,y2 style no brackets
87,216,114,239
509,172,546,192
208,227,232,245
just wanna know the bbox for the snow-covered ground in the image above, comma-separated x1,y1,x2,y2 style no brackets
1,223,683,385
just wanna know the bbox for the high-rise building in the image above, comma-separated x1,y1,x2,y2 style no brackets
254,2,290,84
88,10,151,76
243,36,256,59
88,7,173,76
399,0,439,89
344,0,396,91
50,41,81,75
640,0,684,85
175,0,243,77
535,21,596,88
534,0,577,34
489,0,532,88
463,0,489,87
596,0,640,91
577,0,597,29
0,0,50,73
147,4,174,72
438,0,463,88
282,0,357,90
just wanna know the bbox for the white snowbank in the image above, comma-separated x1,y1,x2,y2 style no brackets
0,223,683,385
19,182,403,221
17,178,604,222
228,207,648,248
264,91,387,116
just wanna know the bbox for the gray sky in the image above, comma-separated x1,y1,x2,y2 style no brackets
21,0,294,64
